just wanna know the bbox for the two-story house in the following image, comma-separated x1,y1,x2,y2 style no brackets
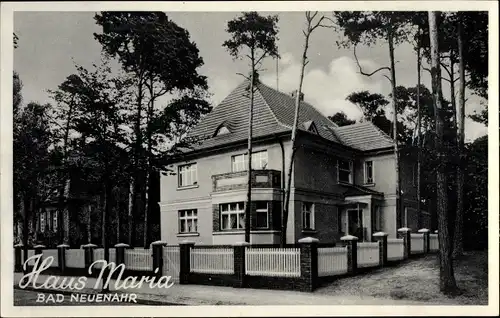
159,80,429,245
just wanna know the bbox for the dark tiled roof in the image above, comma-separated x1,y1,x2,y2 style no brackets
187,80,394,152
332,121,394,151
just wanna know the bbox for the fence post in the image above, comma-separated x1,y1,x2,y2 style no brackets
341,235,358,275
233,241,250,288
57,244,69,274
14,243,23,272
151,240,167,279
179,240,195,285
397,227,411,259
372,232,388,267
82,243,97,273
114,243,129,267
298,237,319,292
418,228,430,253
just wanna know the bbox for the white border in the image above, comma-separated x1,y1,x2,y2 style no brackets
1,1,498,317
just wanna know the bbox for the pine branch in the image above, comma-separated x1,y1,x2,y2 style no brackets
353,46,392,80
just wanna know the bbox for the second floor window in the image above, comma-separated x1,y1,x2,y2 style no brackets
178,163,197,187
220,202,245,230
179,209,198,233
364,161,374,184
232,150,268,172
302,202,315,230
338,159,352,184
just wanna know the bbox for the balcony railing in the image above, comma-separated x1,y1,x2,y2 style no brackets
212,169,281,192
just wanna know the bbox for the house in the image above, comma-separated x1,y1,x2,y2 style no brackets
159,80,430,245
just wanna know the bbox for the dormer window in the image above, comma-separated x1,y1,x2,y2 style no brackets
308,123,318,134
214,122,231,137
303,120,318,135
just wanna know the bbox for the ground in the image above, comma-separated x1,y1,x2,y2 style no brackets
315,251,488,305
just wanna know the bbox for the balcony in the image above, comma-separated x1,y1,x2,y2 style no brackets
212,169,282,192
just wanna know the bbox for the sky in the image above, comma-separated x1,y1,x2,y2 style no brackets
13,11,488,142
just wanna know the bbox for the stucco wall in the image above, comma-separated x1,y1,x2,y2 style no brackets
354,153,397,195
159,140,291,244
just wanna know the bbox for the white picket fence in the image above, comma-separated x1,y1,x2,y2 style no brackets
65,249,85,268
387,238,405,261
245,247,300,277
163,246,180,282
318,246,348,276
410,233,425,254
429,234,439,252
190,247,234,274
357,242,380,268
42,249,59,267
92,248,116,268
124,249,152,271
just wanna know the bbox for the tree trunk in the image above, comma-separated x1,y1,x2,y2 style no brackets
388,28,401,228
127,178,134,246
87,204,92,244
416,29,422,228
130,80,144,247
428,11,459,294
453,17,466,258
245,61,255,244
143,79,155,248
281,17,313,247
57,98,75,245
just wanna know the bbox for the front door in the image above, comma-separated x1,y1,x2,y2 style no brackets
347,209,363,240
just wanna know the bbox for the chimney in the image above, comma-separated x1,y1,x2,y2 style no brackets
291,90,304,101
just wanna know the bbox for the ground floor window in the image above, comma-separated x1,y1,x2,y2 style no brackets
179,209,198,233
220,202,245,230
255,202,269,229
302,202,315,230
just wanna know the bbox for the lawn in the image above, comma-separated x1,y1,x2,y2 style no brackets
314,251,488,305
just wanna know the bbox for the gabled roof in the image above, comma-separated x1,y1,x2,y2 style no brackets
187,80,394,152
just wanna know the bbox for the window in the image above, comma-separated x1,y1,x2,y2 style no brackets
231,150,268,172
179,210,198,233
215,126,231,136
255,202,269,229
53,211,58,231
220,202,245,230
40,213,45,233
364,161,374,184
338,159,352,183
302,202,314,230
178,163,197,187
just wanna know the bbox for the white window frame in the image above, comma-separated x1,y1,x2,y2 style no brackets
53,211,58,231
40,213,45,233
178,209,198,233
364,160,374,184
178,163,198,187
255,202,269,229
220,202,246,230
231,150,268,172
337,159,353,184
302,202,315,230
